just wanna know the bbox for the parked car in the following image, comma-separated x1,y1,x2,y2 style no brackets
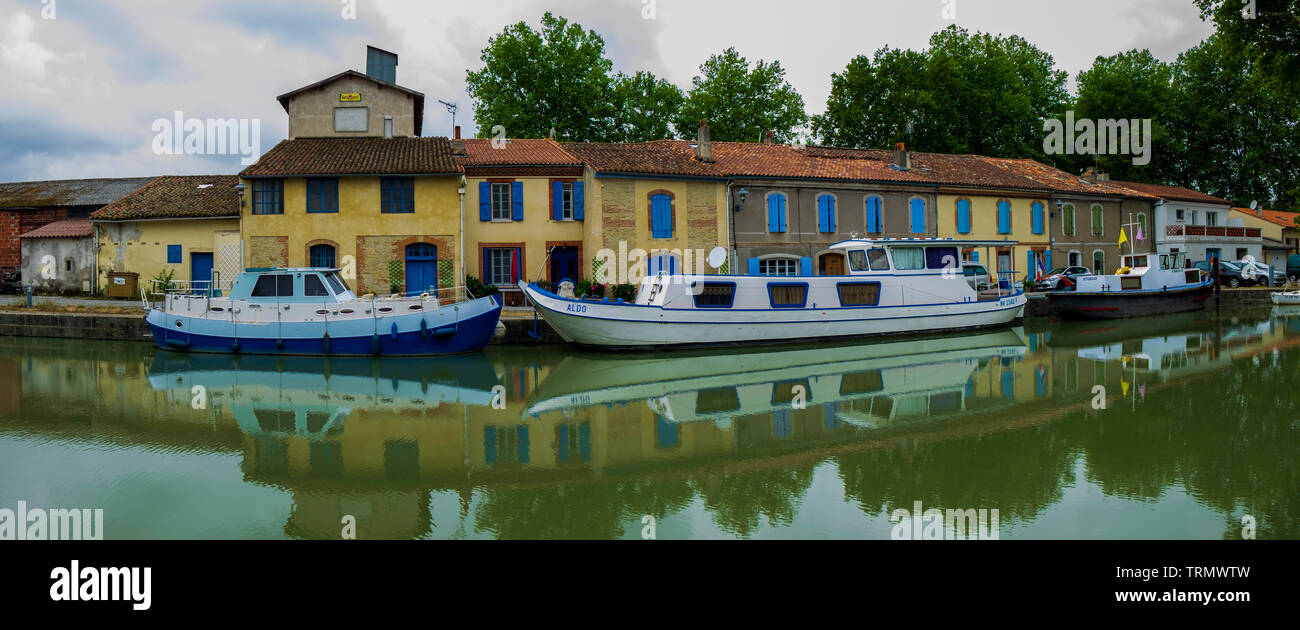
1193,260,1258,288
1233,260,1286,286
1035,266,1092,292
961,262,990,291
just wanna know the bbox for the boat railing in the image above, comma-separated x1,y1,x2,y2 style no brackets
141,274,221,310
362,285,485,306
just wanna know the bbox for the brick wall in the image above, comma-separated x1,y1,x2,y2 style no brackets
686,182,720,251
0,210,20,273
248,236,289,268
601,180,635,250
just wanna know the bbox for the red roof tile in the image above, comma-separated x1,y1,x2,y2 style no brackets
1111,180,1230,205
20,218,92,239
91,176,240,221
459,138,581,165
1232,207,1300,229
561,141,725,178
241,137,462,177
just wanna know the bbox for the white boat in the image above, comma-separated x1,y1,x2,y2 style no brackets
1047,251,1214,320
1271,291,1300,306
519,239,1027,348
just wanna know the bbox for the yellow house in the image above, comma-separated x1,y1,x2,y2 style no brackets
90,175,241,294
459,138,586,306
238,136,464,296
562,140,730,284
1230,207,1300,266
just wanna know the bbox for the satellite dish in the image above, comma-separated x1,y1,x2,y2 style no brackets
1250,200,1258,210
707,247,727,270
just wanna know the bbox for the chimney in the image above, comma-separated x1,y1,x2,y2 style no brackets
549,128,557,140
1082,166,1098,184
893,142,910,171
1098,172,1110,183
454,126,461,140
696,120,713,162
762,130,776,145
365,46,398,83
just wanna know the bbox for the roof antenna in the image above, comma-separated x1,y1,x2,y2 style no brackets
437,100,458,136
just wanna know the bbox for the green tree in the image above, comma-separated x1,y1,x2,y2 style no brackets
1194,0,1300,79
1064,49,1177,183
608,71,685,142
465,13,617,141
676,47,807,143
811,48,931,148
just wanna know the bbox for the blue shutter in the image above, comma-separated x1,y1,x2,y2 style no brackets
557,424,570,463
767,196,779,232
511,181,524,221
800,257,813,276
779,196,787,233
167,245,182,264
867,197,882,233
998,201,1011,234
957,199,971,234
1032,202,1044,235
482,249,491,284
579,423,591,462
910,199,925,233
651,195,672,238
484,427,497,466
747,258,760,275
818,196,829,233
828,197,836,232
573,181,585,220
517,425,530,464
478,182,490,222
552,181,563,221
1045,249,1052,272
1027,250,1035,278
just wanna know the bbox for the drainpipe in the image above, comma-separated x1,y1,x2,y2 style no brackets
458,175,467,298
726,182,736,274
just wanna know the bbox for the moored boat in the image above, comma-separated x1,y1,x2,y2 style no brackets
1271,290,1300,306
144,267,502,356
519,239,1027,349
1046,251,1214,321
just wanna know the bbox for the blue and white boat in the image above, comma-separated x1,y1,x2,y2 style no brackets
145,268,502,356
519,239,1027,348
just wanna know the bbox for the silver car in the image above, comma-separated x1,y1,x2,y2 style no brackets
962,262,991,291
1234,260,1285,286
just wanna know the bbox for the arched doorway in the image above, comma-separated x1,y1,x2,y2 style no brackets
405,243,438,295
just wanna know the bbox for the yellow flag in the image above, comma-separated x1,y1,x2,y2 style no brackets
1118,227,1129,249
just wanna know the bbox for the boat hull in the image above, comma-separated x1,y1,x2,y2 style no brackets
1272,292,1300,306
146,296,502,357
521,283,1026,349
1047,282,1214,321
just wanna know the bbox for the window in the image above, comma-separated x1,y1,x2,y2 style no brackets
693,282,736,308
997,200,1012,234
381,178,414,213
1091,205,1104,236
483,247,519,286
650,193,674,238
1236,248,1249,260
304,275,330,297
892,247,925,270
1031,202,1045,235
306,178,339,213
909,198,926,233
848,250,868,271
1175,208,1185,222
767,193,787,233
926,247,959,270
560,183,574,220
309,244,336,269
1092,251,1105,275
167,245,181,264
1062,203,1076,236
251,274,294,297
817,194,837,233
491,183,512,220
1207,212,1218,227
838,282,881,306
768,283,808,308
956,199,972,234
252,179,284,215
866,196,883,234
325,273,348,295
759,258,799,276
867,249,890,271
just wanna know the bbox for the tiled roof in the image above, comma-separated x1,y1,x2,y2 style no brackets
561,141,725,178
0,177,154,209
276,70,425,136
91,176,240,221
672,142,933,183
1232,207,1300,229
19,218,92,239
241,137,462,177
1111,180,1230,205
459,138,581,165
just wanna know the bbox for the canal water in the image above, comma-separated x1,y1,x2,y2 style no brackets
1,307,1297,540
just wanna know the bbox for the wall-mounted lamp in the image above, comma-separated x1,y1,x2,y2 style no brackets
1052,199,1063,218
235,183,246,208
734,188,749,212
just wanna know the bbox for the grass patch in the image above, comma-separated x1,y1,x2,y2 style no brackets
1,301,144,316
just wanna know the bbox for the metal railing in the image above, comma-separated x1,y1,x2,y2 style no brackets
1165,225,1262,239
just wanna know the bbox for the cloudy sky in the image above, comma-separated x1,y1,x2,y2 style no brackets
1,0,1216,182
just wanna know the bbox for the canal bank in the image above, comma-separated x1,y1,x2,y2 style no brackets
0,288,1290,345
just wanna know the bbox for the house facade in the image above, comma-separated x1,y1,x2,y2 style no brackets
1230,207,1299,266
1115,181,1255,264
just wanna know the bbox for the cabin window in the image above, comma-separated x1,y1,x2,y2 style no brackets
925,247,959,270
838,282,881,307
768,283,808,308
251,274,294,298
381,178,415,213
892,247,925,270
696,388,740,414
848,250,869,272
304,275,330,297
759,258,799,277
867,249,890,271
1129,255,1148,268
693,282,736,308
840,371,884,395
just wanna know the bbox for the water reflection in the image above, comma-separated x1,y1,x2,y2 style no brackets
0,308,1296,539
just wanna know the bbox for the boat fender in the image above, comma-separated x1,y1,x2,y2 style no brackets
371,335,381,355
231,340,240,353
275,338,284,351
433,325,457,337
391,322,399,341
420,319,429,338
322,333,331,354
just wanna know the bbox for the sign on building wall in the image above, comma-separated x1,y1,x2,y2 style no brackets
339,93,362,102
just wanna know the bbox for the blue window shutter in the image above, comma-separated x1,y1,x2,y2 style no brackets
801,257,813,276
867,197,881,233
557,424,570,463
573,181,585,220
482,249,490,282
997,201,1011,234
779,196,787,233
167,245,181,264
517,425,530,464
817,196,828,233
478,182,490,222
1045,249,1052,272
511,181,524,221
1027,250,1035,277
579,423,591,462
552,181,563,221
828,197,836,232
484,427,497,466
767,196,779,232
748,258,760,275
1032,202,1044,235
651,195,672,238
910,199,925,233
957,200,971,234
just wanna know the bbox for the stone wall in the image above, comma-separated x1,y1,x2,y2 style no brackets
248,236,289,268
600,180,635,251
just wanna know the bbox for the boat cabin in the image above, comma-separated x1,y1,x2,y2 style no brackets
227,268,357,304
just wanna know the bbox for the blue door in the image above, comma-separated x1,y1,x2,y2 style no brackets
550,246,579,284
190,252,213,295
405,243,437,296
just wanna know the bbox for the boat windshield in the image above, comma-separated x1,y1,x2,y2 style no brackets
324,272,351,295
